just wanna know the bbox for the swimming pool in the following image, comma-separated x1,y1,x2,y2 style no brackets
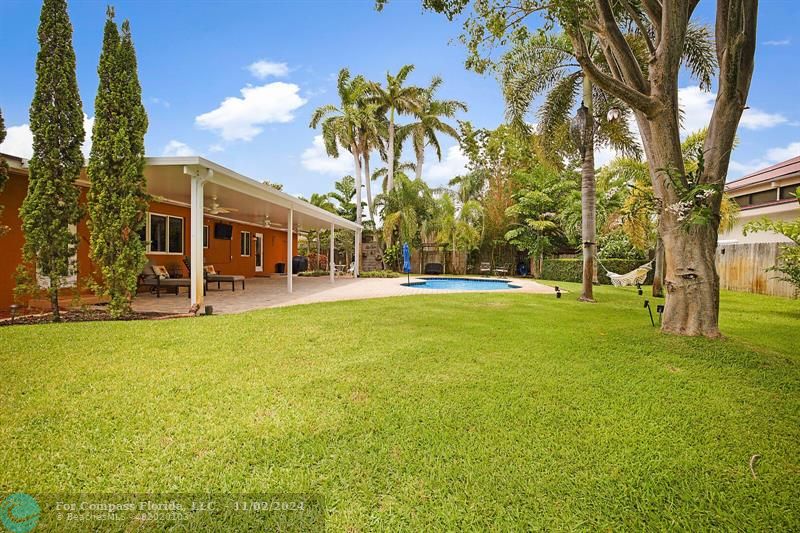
405,277,520,291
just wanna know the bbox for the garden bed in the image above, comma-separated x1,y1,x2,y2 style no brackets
0,308,178,326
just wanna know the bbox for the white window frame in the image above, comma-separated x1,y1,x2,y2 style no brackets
145,212,185,255
203,225,209,249
240,231,251,257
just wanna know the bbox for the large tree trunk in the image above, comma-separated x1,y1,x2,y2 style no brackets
415,150,424,181
640,113,722,336
387,110,395,191
351,147,363,224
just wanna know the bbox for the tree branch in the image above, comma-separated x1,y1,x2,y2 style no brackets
619,0,656,57
703,0,758,185
640,0,663,44
568,30,658,115
594,0,650,92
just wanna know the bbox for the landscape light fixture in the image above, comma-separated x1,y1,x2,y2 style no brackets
555,286,561,299
643,300,655,327
636,282,643,296
10,304,19,325
656,304,665,325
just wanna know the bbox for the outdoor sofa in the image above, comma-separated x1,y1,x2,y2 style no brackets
182,257,246,292
139,262,206,298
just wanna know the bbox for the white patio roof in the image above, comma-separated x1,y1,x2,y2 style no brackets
142,156,361,232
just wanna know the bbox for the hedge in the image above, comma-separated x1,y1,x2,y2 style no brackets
540,258,654,285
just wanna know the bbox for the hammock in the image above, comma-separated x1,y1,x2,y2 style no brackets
599,260,654,287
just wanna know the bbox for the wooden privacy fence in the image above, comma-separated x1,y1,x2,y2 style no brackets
716,242,797,298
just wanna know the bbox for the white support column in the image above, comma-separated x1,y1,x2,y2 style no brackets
188,167,211,311
329,223,335,283
354,228,361,278
287,208,293,293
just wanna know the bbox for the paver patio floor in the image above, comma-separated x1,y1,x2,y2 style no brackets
131,275,554,315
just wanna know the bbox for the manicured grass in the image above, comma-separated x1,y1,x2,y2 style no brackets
0,285,798,530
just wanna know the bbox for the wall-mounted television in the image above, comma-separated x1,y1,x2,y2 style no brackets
214,223,233,240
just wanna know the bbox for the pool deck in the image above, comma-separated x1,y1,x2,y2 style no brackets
131,275,554,315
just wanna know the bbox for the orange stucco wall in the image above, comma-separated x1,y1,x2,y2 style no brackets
0,169,297,312
145,199,297,277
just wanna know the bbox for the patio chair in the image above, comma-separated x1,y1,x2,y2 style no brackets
183,257,245,292
335,264,347,276
494,263,512,277
479,262,492,276
138,262,206,298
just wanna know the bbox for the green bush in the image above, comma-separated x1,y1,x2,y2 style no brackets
540,258,653,285
298,270,328,277
359,270,401,278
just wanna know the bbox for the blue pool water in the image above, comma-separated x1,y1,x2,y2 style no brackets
406,277,520,291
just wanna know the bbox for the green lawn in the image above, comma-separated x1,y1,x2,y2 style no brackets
1,285,798,530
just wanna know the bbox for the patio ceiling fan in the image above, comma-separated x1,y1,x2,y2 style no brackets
204,195,239,215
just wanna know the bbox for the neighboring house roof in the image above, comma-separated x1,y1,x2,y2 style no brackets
725,155,800,193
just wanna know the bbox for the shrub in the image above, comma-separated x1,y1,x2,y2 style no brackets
359,270,401,278
298,270,328,277
540,258,653,285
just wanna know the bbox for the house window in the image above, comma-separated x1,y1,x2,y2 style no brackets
733,195,750,207
148,213,184,254
240,231,251,257
203,225,209,248
749,189,777,206
780,183,798,200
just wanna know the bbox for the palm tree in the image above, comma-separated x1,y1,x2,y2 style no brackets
501,22,715,303
371,161,415,195
435,192,482,273
310,69,370,225
501,31,641,302
400,76,467,181
378,172,434,248
356,105,386,222
367,64,422,192
329,175,358,222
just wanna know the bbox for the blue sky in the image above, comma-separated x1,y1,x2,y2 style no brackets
1,0,798,197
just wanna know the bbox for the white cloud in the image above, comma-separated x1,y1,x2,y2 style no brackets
764,39,790,46
247,60,289,79
300,135,352,175
678,85,788,135
729,141,800,178
149,97,171,108
765,142,800,161
0,123,33,159
209,143,224,153
162,140,195,157
195,82,306,141
1,114,94,160
425,145,469,183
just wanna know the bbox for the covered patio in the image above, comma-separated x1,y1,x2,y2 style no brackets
142,157,362,314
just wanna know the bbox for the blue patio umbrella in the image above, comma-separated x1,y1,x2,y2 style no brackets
402,242,411,284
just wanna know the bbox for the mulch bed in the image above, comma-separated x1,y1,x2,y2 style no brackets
0,308,182,327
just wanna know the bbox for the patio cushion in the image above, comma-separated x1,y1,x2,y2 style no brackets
204,265,217,275
152,265,170,279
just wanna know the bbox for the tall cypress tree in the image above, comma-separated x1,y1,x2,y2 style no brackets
20,0,85,321
87,8,149,317
0,108,9,236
